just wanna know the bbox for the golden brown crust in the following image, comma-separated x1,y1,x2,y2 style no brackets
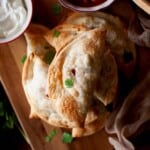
25,23,50,36
72,105,110,137
24,23,55,58
83,112,110,136
47,28,107,127
22,24,76,128
64,12,136,78
60,95,84,126
44,23,88,52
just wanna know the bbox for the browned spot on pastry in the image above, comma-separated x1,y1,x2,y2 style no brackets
60,95,84,127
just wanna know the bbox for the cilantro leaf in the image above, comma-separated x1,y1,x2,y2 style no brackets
44,50,55,65
65,78,74,88
52,3,62,15
4,112,17,129
21,55,27,64
45,129,58,142
62,132,73,143
53,30,60,37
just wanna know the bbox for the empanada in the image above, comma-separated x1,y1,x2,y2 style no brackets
23,12,134,137
23,24,81,128
64,12,136,78
47,26,118,137
48,28,107,127
44,23,88,52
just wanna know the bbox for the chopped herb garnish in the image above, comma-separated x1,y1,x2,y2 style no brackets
44,50,55,65
62,132,73,143
53,30,60,37
4,112,16,129
52,3,62,15
21,55,27,64
65,78,73,88
45,129,58,142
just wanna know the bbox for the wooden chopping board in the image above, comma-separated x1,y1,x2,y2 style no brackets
0,0,150,150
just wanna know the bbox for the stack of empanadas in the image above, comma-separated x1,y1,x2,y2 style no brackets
22,12,136,137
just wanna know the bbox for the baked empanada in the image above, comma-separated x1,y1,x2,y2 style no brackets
22,24,70,127
23,24,117,136
64,12,136,78
48,28,107,128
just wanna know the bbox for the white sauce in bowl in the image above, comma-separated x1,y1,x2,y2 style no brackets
0,0,27,38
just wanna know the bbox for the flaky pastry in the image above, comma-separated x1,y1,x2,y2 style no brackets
22,12,136,137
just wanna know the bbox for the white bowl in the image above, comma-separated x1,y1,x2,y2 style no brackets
58,0,115,12
0,0,33,44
